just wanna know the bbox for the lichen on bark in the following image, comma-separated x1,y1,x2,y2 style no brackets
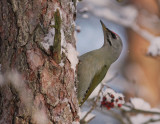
53,9,62,64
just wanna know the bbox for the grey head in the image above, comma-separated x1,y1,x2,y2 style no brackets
100,20,123,62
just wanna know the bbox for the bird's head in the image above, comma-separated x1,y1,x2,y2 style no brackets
100,20,123,61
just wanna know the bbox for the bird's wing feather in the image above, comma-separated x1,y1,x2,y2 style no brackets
77,50,102,103
81,64,108,104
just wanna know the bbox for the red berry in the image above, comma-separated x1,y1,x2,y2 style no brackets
110,102,114,108
119,97,122,100
111,94,114,98
101,101,104,105
103,97,106,101
116,99,119,102
118,104,122,107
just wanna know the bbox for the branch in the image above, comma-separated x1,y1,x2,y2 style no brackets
81,84,103,122
143,118,160,124
122,104,160,115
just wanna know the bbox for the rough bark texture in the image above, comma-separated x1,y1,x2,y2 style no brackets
0,0,79,123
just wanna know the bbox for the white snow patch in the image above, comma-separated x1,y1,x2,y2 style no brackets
61,29,67,48
66,43,79,72
129,24,160,56
68,2,76,13
42,24,55,51
76,26,81,30
72,121,80,124
62,98,69,103
121,103,132,111
59,60,64,67
103,88,125,106
80,111,95,122
87,0,138,27
76,25,81,33
87,0,109,6
130,97,151,110
82,14,89,19
131,114,160,124
129,23,154,41
41,7,62,52
79,7,89,13
150,108,160,113
147,37,160,56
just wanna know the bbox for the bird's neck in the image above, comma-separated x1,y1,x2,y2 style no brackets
101,45,117,64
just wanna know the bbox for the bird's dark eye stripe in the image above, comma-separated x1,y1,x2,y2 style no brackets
111,32,117,39
108,38,112,46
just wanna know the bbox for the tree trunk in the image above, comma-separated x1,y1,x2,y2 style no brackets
0,0,79,123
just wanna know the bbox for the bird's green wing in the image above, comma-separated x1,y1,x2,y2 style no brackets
79,64,109,106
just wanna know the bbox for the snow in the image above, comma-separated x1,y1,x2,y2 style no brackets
129,23,160,56
41,21,55,51
80,111,95,122
68,2,76,13
130,97,151,110
72,121,80,124
87,0,109,6
61,29,66,48
66,43,79,72
76,26,81,33
85,0,138,27
59,60,64,67
102,87,125,106
147,37,160,56
79,7,88,13
150,108,160,113
131,114,160,124
82,14,89,19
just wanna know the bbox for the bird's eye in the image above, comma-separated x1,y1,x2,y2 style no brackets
111,32,117,39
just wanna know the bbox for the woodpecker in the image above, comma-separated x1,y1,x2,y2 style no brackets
77,20,123,106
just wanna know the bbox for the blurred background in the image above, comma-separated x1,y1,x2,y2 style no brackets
76,0,160,123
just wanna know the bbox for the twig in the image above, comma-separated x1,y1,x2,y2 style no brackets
143,118,160,124
122,104,160,115
121,110,133,124
95,107,126,124
81,84,103,122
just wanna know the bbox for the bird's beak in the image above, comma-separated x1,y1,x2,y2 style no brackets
100,20,109,33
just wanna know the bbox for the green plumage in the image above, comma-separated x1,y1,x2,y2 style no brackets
77,47,111,105
77,20,123,106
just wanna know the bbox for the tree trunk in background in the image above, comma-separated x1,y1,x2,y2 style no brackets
123,0,160,106
0,0,79,123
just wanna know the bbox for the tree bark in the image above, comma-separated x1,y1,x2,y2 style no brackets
0,0,79,123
